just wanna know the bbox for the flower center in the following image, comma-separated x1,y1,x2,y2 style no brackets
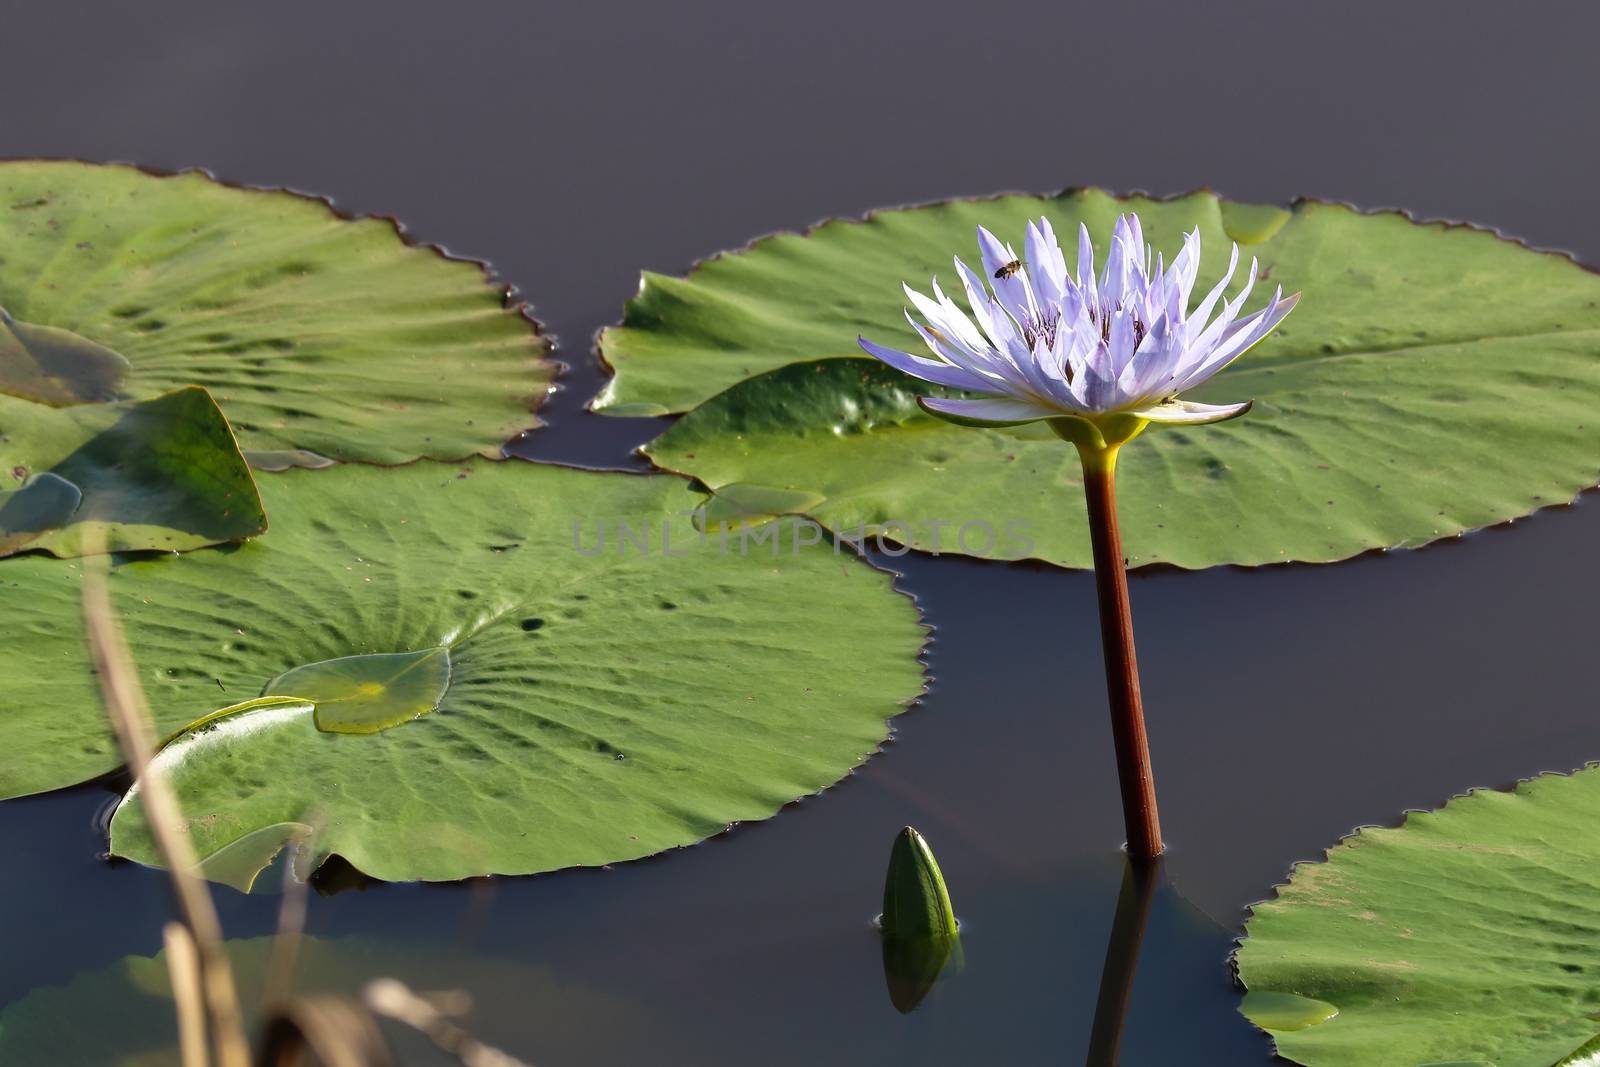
1023,309,1060,353
1093,301,1147,348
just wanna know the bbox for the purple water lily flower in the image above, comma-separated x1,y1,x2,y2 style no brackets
858,213,1299,429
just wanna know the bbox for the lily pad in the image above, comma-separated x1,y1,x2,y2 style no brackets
623,190,1600,568
0,385,266,557
265,648,454,734
0,934,647,1067
0,307,130,404
1235,767,1600,1067
0,460,927,884
0,160,554,462
242,449,336,472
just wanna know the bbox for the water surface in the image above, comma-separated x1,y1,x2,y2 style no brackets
4,2,1600,1062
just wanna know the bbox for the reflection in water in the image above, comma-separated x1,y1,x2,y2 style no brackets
1085,858,1161,1066
881,928,964,1014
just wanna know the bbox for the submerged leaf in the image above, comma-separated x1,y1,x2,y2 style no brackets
0,385,266,557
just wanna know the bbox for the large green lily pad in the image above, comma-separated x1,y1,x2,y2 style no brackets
0,460,926,883
0,385,265,557
0,161,553,462
0,935,645,1066
618,189,1600,568
1236,767,1600,1067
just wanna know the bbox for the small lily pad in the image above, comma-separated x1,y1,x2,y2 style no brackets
1236,767,1600,1067
242,449,335,472
0,473,82,554
0,460,927,885
619,189,1600,568
696,483,827,532
265,647,452,734
0,307,129,404
0,161,554,462
1240,991,1339,1033
0,385,265,557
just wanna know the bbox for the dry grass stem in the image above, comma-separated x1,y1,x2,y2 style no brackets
80,544,252,1067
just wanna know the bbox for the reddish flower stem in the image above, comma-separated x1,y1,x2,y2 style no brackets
1080,448,1164,863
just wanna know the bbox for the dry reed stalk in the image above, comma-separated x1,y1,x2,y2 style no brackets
364,979,534,1067
163,922,208,1067
80,544,252,1067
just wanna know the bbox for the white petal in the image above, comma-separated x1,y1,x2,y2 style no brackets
917,395,1062,426
953,258,1021,360
857,336,997,392
1076,223,1099,305
1025,218,1068,308
904,282,988,355
1131,398,1253,425
1168,229,1201,307
1077,342,1119,412
1186,242,1240,340
1173,290,1300,392
1107,308,1138,375
1186,255,1259,360
974,226,1037,332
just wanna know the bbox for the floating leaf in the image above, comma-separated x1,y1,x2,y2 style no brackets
1236,768,1600,1067
621,190,1600,568
1240,991,1339,1033
242,449,335,472
0,460,927,884
265,648,453,734
0,385,265,557
0,307,129,404
0,161,554,462
696,483,827,533
0,472,82,554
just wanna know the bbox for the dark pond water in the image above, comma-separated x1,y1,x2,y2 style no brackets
5,2,1600,1063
